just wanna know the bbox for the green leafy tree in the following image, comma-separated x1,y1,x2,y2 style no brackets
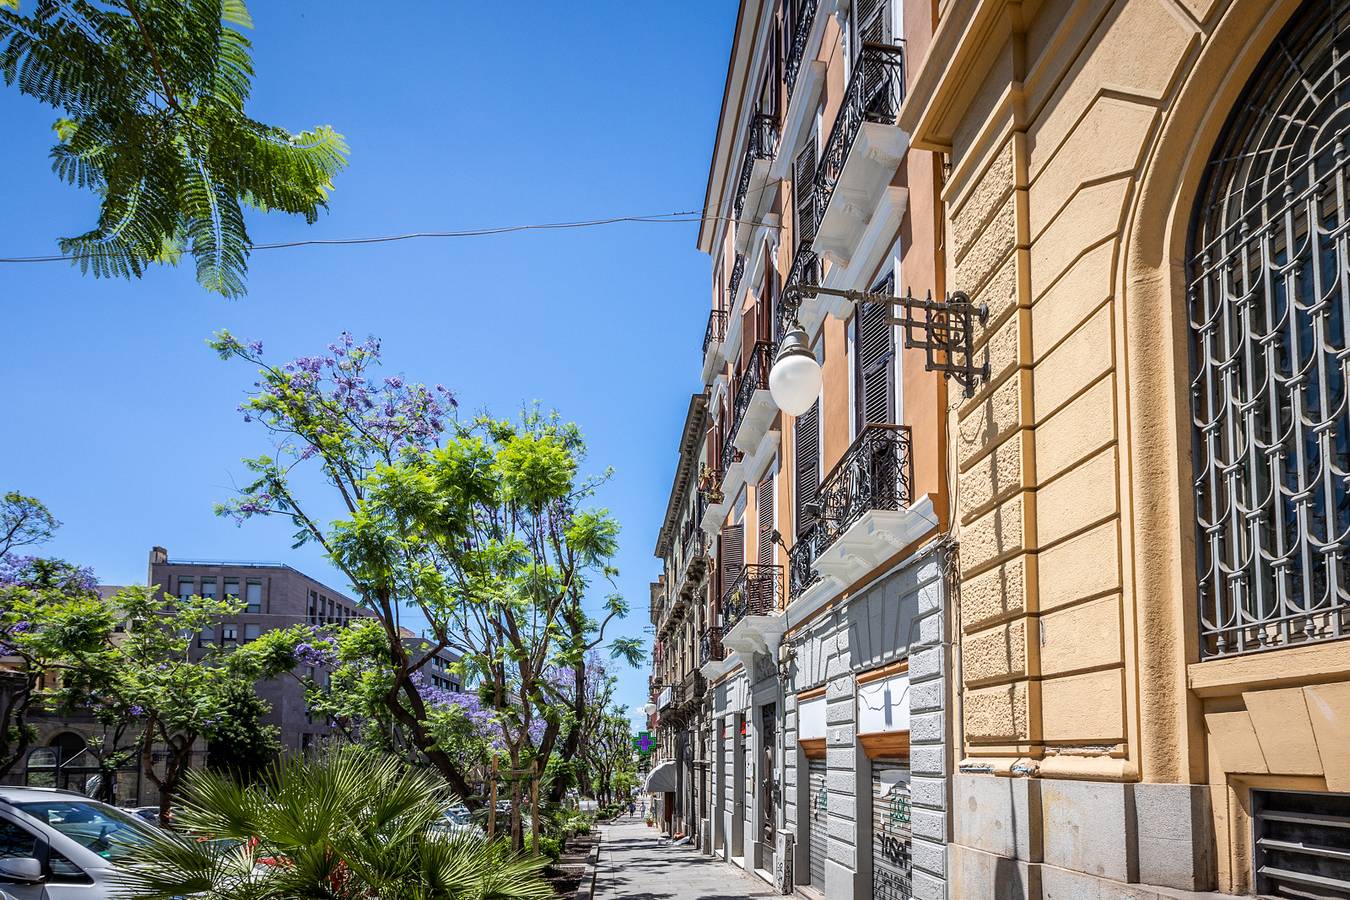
0,553,111,780
113,747,552,900
47,585,297,820
211,332,642,849
203,679,280,784
0,0,348,296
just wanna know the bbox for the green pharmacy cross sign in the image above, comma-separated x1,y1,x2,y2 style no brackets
633,732,654,755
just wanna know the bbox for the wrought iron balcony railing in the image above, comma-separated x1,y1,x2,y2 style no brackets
814,424,913,549
702,308,728,358
785,0,819,104
779,244,820,340
732,112,780,227
721,564,783,632
677,670,707,707
727,252,746,308
788,525,821,599
700,625,725,666
731,341,775,442
816,42,906,227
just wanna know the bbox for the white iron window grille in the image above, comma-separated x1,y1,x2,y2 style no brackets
1189,0,1350,659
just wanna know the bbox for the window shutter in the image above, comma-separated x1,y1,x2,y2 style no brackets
758,474,776,566
855,278,896,430
794,401,821,537
855,0,891,46
721,523,745,604
793,130,818,249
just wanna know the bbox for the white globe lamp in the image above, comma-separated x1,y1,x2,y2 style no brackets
642,702,657,717
769,322,823,416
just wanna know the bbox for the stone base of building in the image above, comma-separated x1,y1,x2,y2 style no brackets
950,773,1223,899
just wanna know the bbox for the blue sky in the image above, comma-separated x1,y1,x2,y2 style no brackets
0,2,734,733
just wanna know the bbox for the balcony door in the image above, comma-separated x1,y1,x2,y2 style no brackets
759,702,778,873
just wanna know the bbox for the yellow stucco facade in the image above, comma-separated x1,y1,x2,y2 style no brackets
903,0,1350,892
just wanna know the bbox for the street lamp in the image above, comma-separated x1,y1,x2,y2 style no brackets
768,320,823,416
642,702,657,717
768,282,991,410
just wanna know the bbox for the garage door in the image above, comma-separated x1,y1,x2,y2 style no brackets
808,757,828,890
872,759,912,900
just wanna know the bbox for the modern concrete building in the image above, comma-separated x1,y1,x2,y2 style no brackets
898,0,1350,896
650,1,955,898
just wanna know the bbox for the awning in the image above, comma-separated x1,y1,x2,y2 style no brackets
643,760,677,793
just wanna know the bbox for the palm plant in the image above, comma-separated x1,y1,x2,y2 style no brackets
113,748,554,900
0,0,347,297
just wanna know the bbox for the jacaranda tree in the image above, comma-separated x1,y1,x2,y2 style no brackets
211,331,642,848
0,0,347,296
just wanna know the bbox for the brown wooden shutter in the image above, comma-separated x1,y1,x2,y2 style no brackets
757,474,776,566
855,278,897,430
721,523,745,603
794,401,820,537
794,130,818,249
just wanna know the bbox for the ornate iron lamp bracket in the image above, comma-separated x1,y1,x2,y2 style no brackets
784,283,990,396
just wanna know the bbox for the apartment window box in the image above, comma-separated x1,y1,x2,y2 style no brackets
809,425,932,585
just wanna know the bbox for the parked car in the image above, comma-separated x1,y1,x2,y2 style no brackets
0,785,163,899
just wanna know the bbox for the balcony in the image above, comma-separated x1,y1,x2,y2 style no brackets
700,624,734,681
808,424,930,585
720,253,747,369
787,525,821,600
728,341,779,482
701,308,729,384
675,518,709,598
698,469,728,537
720,564,788,658
733,113,780,251
813,42,908,267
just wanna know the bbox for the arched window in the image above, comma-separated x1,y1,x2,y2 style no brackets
1189,0,1350,658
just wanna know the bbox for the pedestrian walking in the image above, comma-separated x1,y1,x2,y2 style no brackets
627,800,636,817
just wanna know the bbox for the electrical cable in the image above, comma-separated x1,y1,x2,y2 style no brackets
0,209,782,264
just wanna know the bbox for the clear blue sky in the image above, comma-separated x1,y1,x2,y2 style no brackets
0,2,734,734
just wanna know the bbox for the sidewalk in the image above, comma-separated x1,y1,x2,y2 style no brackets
594,817,781,900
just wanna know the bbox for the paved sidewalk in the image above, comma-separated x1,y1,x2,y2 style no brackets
594,817,780,900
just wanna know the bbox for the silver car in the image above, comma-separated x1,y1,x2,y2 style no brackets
0,786,162,899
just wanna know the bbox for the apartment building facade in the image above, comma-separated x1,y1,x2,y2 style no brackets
651,1,956,898
894,0,1350,896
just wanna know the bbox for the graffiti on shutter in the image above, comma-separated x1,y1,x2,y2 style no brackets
872,759,912,900
808,759,828,889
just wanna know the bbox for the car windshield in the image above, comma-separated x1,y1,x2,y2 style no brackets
15,800,160,862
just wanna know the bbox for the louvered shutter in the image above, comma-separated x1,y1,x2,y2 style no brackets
855,280,896,430
794,401,820,537
758,263,777,344
794,130,818,249
721,523,744,607
855,0,891,46
741,307,756,371
758,474,776,566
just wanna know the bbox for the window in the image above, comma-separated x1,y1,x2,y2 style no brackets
199,578,218,601
1188,0,1350,658
1253,789,1350,895
0,816,84,880
244,580,262,613
223,578,240,600
221,624,238,647
197,627,215,648
177,577,195,600
309,590,318,623
243,623,261,642
15,800,158,865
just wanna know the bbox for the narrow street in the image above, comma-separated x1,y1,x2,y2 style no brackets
595,818,779,900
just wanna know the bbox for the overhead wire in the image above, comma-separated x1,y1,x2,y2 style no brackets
0,209,782,264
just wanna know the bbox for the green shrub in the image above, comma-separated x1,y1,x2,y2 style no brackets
537,835,562,863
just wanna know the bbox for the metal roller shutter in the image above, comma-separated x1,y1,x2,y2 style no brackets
808,758,828,890
872,759,912,900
